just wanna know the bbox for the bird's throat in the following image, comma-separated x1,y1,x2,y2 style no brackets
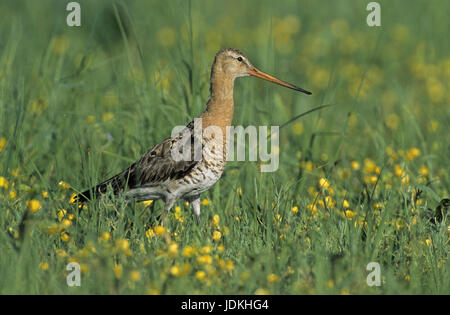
201,73,235,130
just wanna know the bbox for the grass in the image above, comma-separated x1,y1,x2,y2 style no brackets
0,0,449,294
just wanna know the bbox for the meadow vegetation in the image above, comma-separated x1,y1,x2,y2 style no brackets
0,0,448,294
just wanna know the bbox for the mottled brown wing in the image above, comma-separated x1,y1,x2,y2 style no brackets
76,121,200,202
135,122,201,185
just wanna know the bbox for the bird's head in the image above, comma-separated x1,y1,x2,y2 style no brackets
213,48,311,95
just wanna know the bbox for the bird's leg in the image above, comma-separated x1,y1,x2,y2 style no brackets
188,195,201,224
160,198,176,226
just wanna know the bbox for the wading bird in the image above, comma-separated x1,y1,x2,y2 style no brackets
75,48,311,223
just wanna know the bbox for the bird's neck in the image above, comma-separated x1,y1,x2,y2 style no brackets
201,71,235,131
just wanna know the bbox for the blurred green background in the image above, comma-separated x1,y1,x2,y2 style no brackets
0,0,448,294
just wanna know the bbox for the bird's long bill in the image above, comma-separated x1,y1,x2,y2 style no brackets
248,67,312,95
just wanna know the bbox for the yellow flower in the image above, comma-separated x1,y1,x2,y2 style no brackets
57,209,67,221
340,288,350,295
11,169,19,177
373,203,383,210
98,232,111,243
86,115,95,124
147,289,160,295
291,206,299,214
182,245,196,258
325,196,335,208
141,200,154,207
267,273,280,283
39,262,49,271
306,203,317,215
419,165,429,177
145,228,155,239
337,168,351,180
254,288,270,295
308,186,317,197
350,161,360,171
274,214,282,223
342,200,350,209
406,147,420,160
102,112,114,122
45,224,61,235
0,177,9,189
55,249,67,258
130,270,141,281
211,214,220,227
174,206,183,222
345,210,357,219
168,242,179,257
304,161,313,172
318,177,330,189
26,200,42,213
114,264,123,279
154,226,165,236
0,137,6,153
224,260,234,272
68,257,80,264
425,239,432,246
364,175,378,185
42,191,49,198
61,219,72,228
199,246,211,254
212,231,222,241
396,218,405,230
9,190,16,199
386,113,400,129
69,193,77,204
201,199,210,206
197,255,213,265
61,232,70,242
170,265,181,277
58,181,71,190
80,264,89,274
116,239,130,252
401,174,410,185
394,164,405,178
196,270,206,281
363,158,377,174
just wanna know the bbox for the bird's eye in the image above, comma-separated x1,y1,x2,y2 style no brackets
237,57,243,62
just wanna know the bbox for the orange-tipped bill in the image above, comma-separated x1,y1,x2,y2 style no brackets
248,67,312,95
